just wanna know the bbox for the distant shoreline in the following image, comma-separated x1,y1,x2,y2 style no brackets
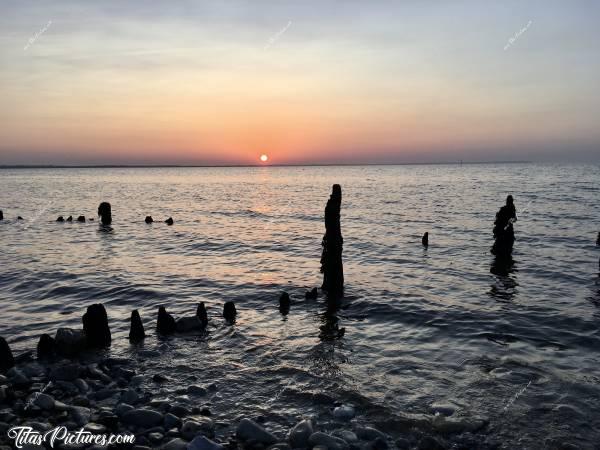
0,161,533,169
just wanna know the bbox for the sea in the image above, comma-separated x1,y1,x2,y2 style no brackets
0,164,599,448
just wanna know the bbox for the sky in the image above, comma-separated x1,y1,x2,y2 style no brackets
0,0,598,165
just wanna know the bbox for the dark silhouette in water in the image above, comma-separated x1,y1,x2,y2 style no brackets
17,216,23,220
279,292,291,315
0,210,3,221
98,202,112,225
145,216,153,224
0,337,14,372
596,232,600,246
305,287,318,300
422,232,429,247
56,216,64,222
320,184,344,298
82,304,111,347
223,301,237,322
165,217,174,225
37,334,56,359
77,215,86,223
157,306,176,334
197,302,208,327
129,310,145,342
491,195,517,258
66,215,73,222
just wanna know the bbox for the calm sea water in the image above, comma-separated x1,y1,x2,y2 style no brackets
1,164,599,448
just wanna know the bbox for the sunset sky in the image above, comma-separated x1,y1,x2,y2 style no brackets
0,0,598,165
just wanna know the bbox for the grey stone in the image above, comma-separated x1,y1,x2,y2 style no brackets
333,405,355,421
70,406,92,426
122,408,164,428
6,368,30,385
288,419,313,448
148,432,164,442
355,427,387,442
188,436,224,450
121,389,139,404
162,438,188,450
85,423,107,434
308,432,348,450
164,413,182,430
187,385,208,396
236,418,277,445
181,418,215,440
33,393,55,410
49,363,81,382
74,378,89,392
333,430,358,443
116,403,135,417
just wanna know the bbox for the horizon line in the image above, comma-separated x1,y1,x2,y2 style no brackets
0,160,535,169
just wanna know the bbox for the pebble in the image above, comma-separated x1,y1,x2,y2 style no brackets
84,423,107,434
170,404,191,417
122,408,164,428
187,385,208,396
288,419,313,448
333,405,355,421
355,426,387,442
308,432,348,450
70,406,91,426
430,403,456,417
74,378,89,393
7,368,30,385
148,432,164,442
49,363,81,382
116,403,135,417
189,436,224,450
121,389,139,404
333,430,358,443
236,418,278,445
162,438,188,450
33,393,55,410
181,418,215,439
164,413,182,430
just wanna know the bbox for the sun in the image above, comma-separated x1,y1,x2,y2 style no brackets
260,154,268,163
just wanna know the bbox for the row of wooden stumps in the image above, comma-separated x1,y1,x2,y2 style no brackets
0,301,240,372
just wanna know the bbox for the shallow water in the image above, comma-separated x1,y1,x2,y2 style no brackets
1,164,599,448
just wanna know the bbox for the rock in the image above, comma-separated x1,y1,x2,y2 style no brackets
145,216,154,224
236,418,277,445
82,303,111,347
77,215,86,222
66,215,73,221
279,292,290,314
355,427,387,442
54,328,87,356
98,202,112,225
148,432,164,443
157,306,176,335
162,438,187,450
7,368,30,385
175,316,204,333
0,210,2,220
70,406,92,426
288,419,313,448
197,303,208,326
121,389,139,404
189,436,224,450
74,378,89,392
268,444,291,450
164,413,182,430
56,216,64,222
333,430,358,443
187,385,207,396
417,436,445,450
85,423,107,434
116,403,135,417
181,418,214,439
223,302,237,322
33,393,55,410
37,334,56,359
0,338,14,373
130,310,146,342
122,408,164,427
422,232,429,247
17,216,23,220
169,404,190,417
49,362,82,381
333,405,355,421
165,217,174,225
429,403,456,417
308,432,348,450
305,287,318,300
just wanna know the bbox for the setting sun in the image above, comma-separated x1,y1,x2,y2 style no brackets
260,154,268,162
